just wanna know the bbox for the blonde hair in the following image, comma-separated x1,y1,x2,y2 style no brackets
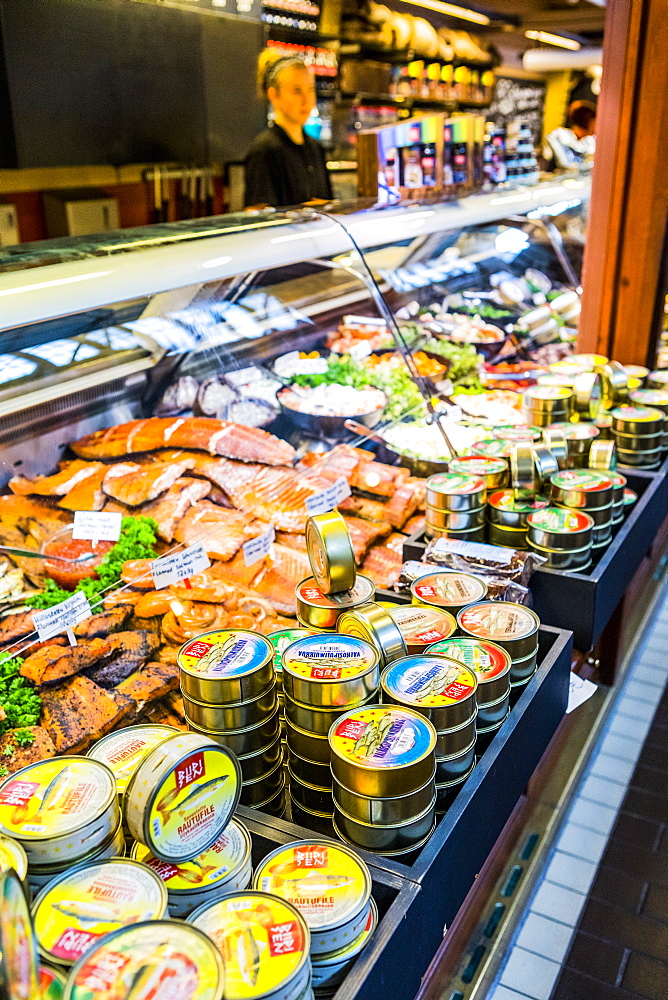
257,49,309,99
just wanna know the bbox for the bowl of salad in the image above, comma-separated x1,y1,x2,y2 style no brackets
277,383,387,439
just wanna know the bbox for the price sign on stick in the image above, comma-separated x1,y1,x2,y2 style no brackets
33,591,92,645
72,511,123,547
243,526,275,567
151,544,211,590
306,477,351,516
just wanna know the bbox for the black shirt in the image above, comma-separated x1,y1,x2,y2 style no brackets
244,123,333,208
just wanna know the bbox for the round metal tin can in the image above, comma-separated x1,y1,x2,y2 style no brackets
523,385,574,411
486,521,528,550
240,757,284,807
573,371,602,420
410,571,487,615
183,684,278,732
87,725,178,798
287,747,332,788
596,361,629,408
268,628,318,689
447,456,508,490
282,634,380,710
0,834,27,884
510,649,538,682
63,920,225,1000
332,818,436,860
471,438,513,458
331,772,435,827
569,353,609,370
624,488,638,507
475,713,510,753
425,637,511,706
542,427,569,469
296,576,376,631
435,740,476,783
496,425,542,442
510,443,535,493
286,719,331,765
487,490,550,529
527,540,593,570
238,733,283,782
595,411,614,440
39,964,66,999
290,800,334,835
284,694,373,738
289,774,333,814
389,604,458,655
589,439,617,471
425,524,486,543
613,428,664,450
255,779,286,818
332,798,436,852
254,840,372,957
381,655,478,730
329,704,437,798
647,370,668,390
26,816,126,895
522,404,572,428
532,447,559,491
306,511,356,596
526,507,594,549
592,525,613,549
0,870,39,1000
435,763,476,813
178,629,274,706
550,469,614,509
611,404,664,434
476,690,511,727
32,858,168,967
310,898,378,990
457,602,540,660
425,505,486,531
624,365,650,383
616,447,662,469
186,709,281,757
186,889,311,1000
337,603,407,667
548,422,599,464
560,501,611,527
124,732,241,864
0,758,118,866
296,617,337,633
131,817,253,919
425,473,487,512
434,711,478,757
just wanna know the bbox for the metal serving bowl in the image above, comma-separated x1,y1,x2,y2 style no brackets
277,387,387,440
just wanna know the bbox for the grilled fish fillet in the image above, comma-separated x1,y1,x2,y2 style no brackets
116,662,180,722
0,609,35,647
40,676,134,754
71,417,295,466
9,461,106,497
72,608,131,639
84,631,161,688
20,637,112,686
102,460,195,506
0,727,56,773
140,477,212,542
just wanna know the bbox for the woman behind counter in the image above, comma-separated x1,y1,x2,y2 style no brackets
244,50,333,209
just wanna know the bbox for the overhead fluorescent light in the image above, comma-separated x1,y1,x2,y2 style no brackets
525,30,581,50
398,0,490,26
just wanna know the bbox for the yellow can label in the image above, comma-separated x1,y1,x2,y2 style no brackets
0,835,26,880
190,893,308,998
0,760,113,839
88,727,176,794
283,635,377,682
256,844,369,930
133,819,249,890
33,861,166,965
178,630,271,678
383,656,477,707
330,706,435,769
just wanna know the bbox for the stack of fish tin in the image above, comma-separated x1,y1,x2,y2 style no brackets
447,455,509,491
338,601,408,667
424,472,487,542
456,602,540,724
268,626,317,740
522,385,574,427
178,629,284,815
381,654,478,814
282,632,380,833
550,469,614,551
630,389,668,452
526,507,594,571
647,369,668,390
329,704,437,858
486,489,551,550
548,422,600,467
254,840,377,999
609,404,665,469
409,569,488,621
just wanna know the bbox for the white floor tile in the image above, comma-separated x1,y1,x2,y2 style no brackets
556,822,608,863
531,881,587,925
627,673,665,691
599,732,644,762
499,947,562,1000
624,680,662,703
590,752,636,784
614,699,655,722
609,713,652,741
579,774,628,808
516,912,574,964
490,985,533,1000
543,851,597,894
568,798,618,836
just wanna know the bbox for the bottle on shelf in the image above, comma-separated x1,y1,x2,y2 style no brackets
443,120,455,190
421,141,437,187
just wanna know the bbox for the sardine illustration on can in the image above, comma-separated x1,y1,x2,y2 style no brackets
87,725,178,797
410,571,487,613
457,602,540,660
381,655,477,729
178,630,274,704
425,636,511,706
389,605,457,655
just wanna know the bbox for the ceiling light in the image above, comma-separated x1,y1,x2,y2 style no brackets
398,0,490,26
525,30,581,50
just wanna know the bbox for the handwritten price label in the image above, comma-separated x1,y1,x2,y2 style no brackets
305,477,351,516
243,526,275,567
151,544,211,590
72,511,123,543
33,591,92,642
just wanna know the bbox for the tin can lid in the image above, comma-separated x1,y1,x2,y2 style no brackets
267,629,317,676
0,758,116,842
254,841,371,932
448,456,507,477
488,490,550,514
527,507,593,533
471,438,512,458
648,370,668,384
0,870,39,1000
548,422,599,440
295,575,375,611
63,920,225,1000
410,571,487,608
425,473,486,495
382,655,477,707
524,385,573,401
571,353,608,369
32,859,168,966
390,604,457,645
131,817,251,892
188,890,309,998
39,964,66,999
0,834,27,881
611,404,664,424
495,426,541,441
282,634,378,683
329,705,436,771
458,602,539,641
630,389,668,406
611,473,627,488
424,637,511,681
87,725,178,794
550,469,613,492
623,488,638,506
178,630,272,682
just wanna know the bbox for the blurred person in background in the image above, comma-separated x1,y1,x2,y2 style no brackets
544,100,597,171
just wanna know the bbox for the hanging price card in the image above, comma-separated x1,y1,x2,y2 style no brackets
33,591,92,642
243,526,276,567
305,477,351,516
151,544,211,590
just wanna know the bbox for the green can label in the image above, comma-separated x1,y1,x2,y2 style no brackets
551,469,612,492
427,473,485,495
527,507,592,532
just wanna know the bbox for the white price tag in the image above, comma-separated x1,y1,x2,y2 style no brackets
566,674,598,714
292,358,329,375
225,365,263,388
72,511,123,543
344,315,388,328
243,526,276,567
33,591,92,642
350,340,372,361
151,544,211,590
306,477,351,516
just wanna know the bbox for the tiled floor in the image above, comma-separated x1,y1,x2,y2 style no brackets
485,584,668,1000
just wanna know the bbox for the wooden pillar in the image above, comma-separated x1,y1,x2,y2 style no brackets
577,0,668,366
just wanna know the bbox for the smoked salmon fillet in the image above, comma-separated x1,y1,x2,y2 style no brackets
9,461,106,497
102,460,195,506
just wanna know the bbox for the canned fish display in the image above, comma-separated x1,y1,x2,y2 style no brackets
447,456,508,490
282,634,379,709
27,817,126,896
331,772,435,826
254,841,372,956
425,505,486,531
410,571,487,615
532,446,559,490
424,523,486,543
425,637,511,706
431,711,478,757
87,725,179,798
588,439,617,472
573,371,602,419
239,758,284,807
268,629,317,690
496,425,542,442
337,603,407,667
32,858,168,966
389,605,457,655
425,472,487,511
296,576,376,630
550,469,614,509
178,630,274,705
381,655,477,730
333,797,436,852
526,507,594,551
486,490,550,529
238,734,283,781
486,521,529,550
306,511,357,595
509,649,538,682
596,361,629,408
187,710,281,757
290,800,334,835
287,747,332,788
474,690,510,728
647,369,668,389
542,427,569,469
131,817,253,918
611,473,627,523
188,890,310,1000
183,684,278,732
0,758,118,866
510,443,534,493
457,603,540,661
548,422,600,466
0,870,39,999
124,732,241,863
255,781,287,818
285,719,331,765
310,898,378,990
434,738,476,783
285,695,375,738
522,385,574,426
64,920,225,1000
289,774,333,815
333,817,436,861
611,404,665,434
329,705,437,798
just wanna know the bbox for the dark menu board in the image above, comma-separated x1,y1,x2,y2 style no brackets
489,76,546,146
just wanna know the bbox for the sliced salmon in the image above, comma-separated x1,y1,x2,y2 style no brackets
103,460,195,507
59,466,107,511
9,461,106,497
173,502,256,560
141,477,211,541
